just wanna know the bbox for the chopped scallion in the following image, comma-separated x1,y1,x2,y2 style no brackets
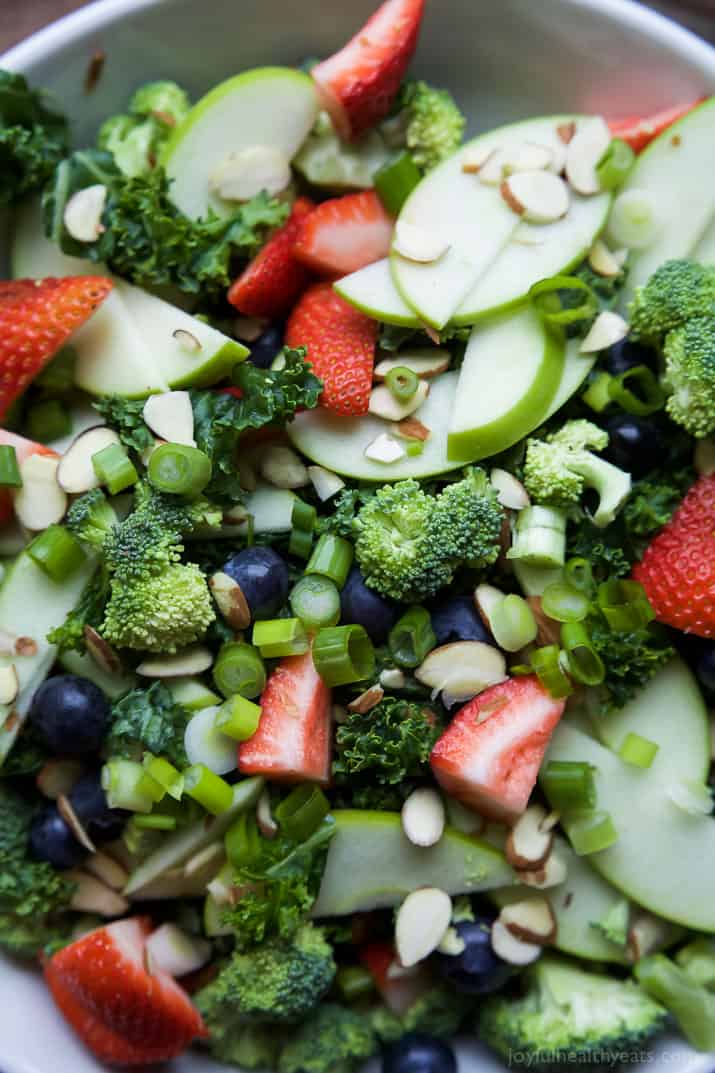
312,624,375,686
252,617,309,658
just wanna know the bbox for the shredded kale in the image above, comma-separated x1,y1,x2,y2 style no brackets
93,396,155,454
334,698,443,786
0,70,68,207
105,681,190,766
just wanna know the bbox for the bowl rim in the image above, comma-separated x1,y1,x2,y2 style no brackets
1,0,714,75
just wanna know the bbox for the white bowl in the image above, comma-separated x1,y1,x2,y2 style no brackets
1,1,714,1071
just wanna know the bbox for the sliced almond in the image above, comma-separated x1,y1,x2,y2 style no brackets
395,887,452,967
557,121,576,145
84,626,124,677
501,171,569,223
172,328,201,352
57,794,96,853
68,870,129,917
209,571,251,630
579,310,629,353
401,788,446,848
392,418,431,442
415,641,507,707
257,789,278,839
490,468,530,510
364,433,406,464
477,147,512,185
36,759,83,800
183,842,224,878
259,445,309,489
500,897,557,944
626,911,672,963
520,850,569,889
347,684,384,714
588,239,625,278
14,455,67,530
491,918,542,965
369,380,429,422
233,316,267,343
209,145,291,202
474,583,504,634
695,438,715,477
146,923,211,977
136,645,214,678
85,851,129,891
393,220,450,263
56,425,120,494
308,465,345,502
374,350,450,381
63,184,107,242
0,664,19,705
461,143,497,174
506,805,554,870
143,392,195,447
379,668,407,690
565,116,611,196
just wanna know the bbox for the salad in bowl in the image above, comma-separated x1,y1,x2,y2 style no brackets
0,0,715,1070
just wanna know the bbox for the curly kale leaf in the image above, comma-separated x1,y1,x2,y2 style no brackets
315,486,376,540
0,70,68,207
590,618,675,713
334,698,442,786
43,149,288,298
105,681,190,766
93,396,155,454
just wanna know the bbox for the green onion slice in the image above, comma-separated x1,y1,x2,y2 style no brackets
374,151,422,215
388,605,436,668
565,810,618,855
312,624,375,686
529,644,573,698
542,759,598,812
215,695,262,742
608,364,666,416
290,575,341,630
596,137,636,191
306,534,354,589
28,525,86,583
274,783,330,842
148,442,212,498
529,275,599,327
252,617,309,659
561,621,606,685
183,764,234,815
619,731,659,769
213,642,266,700
597,579,655,632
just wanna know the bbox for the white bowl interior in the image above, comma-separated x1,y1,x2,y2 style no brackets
1,0,714,1070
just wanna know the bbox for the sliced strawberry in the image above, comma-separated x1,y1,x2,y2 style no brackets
44,917,207,1066
293,191,393,277
430,676,566,824
0,428,57,525
312,0,426,139
608,99,703,153
228,197,315,318
0,277,112,421
238,649,332,784
285,282,376,416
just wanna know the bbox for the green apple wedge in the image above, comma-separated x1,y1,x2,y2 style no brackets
311,810,513,917
163,67,319,220
615,98,715,308
542,338,596,421
334,258,420,326
390,115,611,329
448,306,564,462
287,371,463,481
544,660,715,932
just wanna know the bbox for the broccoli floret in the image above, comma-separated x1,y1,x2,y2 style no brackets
97,81,189,178
523,419,632,528
128,80,190,123
662,315,715,437
208,1024,284,1071
102,561,215,653
398,81,466,171
635,950,715,1052
353,470,503,602
334,697,442,786
195,923,335,1027
278,1003,377,1073
65,489,117,549
629,259,715,345
370,984,472,1046
479,955,667,1071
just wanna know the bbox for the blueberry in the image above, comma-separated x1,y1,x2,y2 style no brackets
29,806,86,869
431,595,493,646
69,771,127,842
29,675,109,755
695,645,715,696
603,414,665,478
605,338,657,377
340,567,398,644
222,546,290,620
248,325,284,369
382,1034,457,1073
435,918,512,995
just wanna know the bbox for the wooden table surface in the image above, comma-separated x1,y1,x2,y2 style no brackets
1,0,713,54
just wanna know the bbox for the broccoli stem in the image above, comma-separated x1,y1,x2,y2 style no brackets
635,955,715,1052
508,506,567,567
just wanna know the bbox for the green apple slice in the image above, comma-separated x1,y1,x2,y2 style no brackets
11,198,103,279
287,371,463,481
311,810,513,917
544,660,715,931
543,339,596,422
334,258,419,326
390,115,610,329
615,99,715,307
73,287,167,397
163,67,319,220
448,306,564,462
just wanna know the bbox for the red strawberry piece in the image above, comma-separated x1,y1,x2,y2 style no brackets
44,917,207,1066
227,197,315,318
608,99,703,153
359,941,431,1014
239,648,332,784
285,282,376,416
0,277,112,421
293,191,393,277
312,0,426,139
0,428,57,525
632,473,715,637
430,676,566,824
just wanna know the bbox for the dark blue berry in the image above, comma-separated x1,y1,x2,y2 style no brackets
340,567,398,644
69,771,127,842
695,645,715,696
603,414,664,478
431,595,493,646
222,546,290,620
29,806,86,869
29,675,109,755
605,338,657,377
435,918,512,995
383,1033,457,1073
248,325,284,369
